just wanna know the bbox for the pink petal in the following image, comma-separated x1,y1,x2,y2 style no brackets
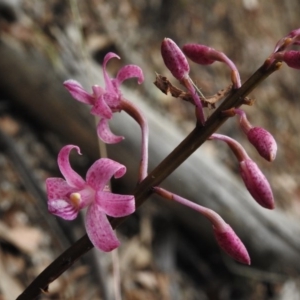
103,52,120,93
76,186,96,209
96,118,124,144
63,80,94,104
114,65,144,87
92,85,105,98
58,145,86,188
90,95,113,119
102,92,120,110
46,178,76,200
86,157,126,191
85,202,120,252
96,191,135,217
213,224,250,265
48,198,79,220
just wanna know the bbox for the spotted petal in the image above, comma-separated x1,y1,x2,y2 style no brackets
92,85,105,98
96,118,124,144
63,80,94,104
91,95,113,119
58,145,85,188
96,191,135,217
114,65,144,88
86,158,126,191
103,52,120,93
46,178,80,220
46,178,76,200
85,202,120,252
101,92,120,110
48,198,79,220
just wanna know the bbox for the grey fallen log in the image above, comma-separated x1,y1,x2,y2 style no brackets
0,41,299,271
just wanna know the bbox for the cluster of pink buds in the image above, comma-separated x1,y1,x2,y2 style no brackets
158,36,282,264
160,38,242,126
268,28,300,69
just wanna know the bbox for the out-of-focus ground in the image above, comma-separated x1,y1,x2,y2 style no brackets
1,0,300,299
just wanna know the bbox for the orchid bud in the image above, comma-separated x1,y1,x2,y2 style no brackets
182,43,241,88
239,159,275,209
161,38,206,125
274,28,300,52
161,38,190,81
287,28,300,45
213,224,250,265
234,109,277,162
282,50,300,69
182,44,216,65
210,133,275,209
247,127,277,162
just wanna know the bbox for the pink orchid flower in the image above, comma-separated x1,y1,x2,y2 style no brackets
46,145,135,252
64,52,144,144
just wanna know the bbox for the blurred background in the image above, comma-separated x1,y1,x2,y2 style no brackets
1,0,300,299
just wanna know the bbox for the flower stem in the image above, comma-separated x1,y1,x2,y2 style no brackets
182,77,206,125
153,186,227,231
234,108,253,133
209,133,249,162
120,97,149,182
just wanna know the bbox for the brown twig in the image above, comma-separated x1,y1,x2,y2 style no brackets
16,61,280,300
154,73,235,109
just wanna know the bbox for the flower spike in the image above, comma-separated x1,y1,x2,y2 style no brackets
153,187,250,265
209,134,275,209
46,145,135,252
